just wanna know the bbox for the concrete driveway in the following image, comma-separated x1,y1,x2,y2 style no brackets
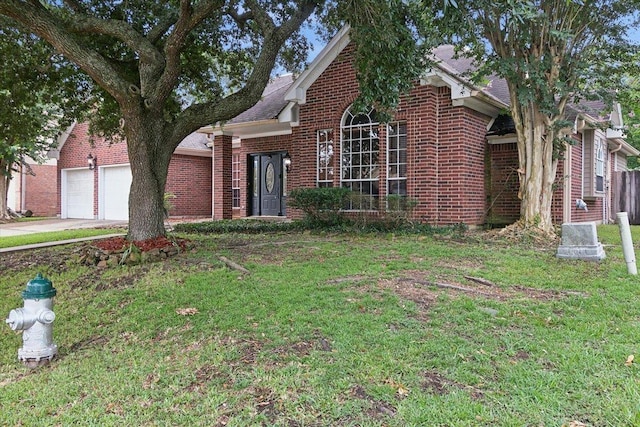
0,218,128,237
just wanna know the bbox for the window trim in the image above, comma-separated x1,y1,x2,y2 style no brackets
340,106,380,211
595,136,605,193
386,121,408,209
317,129,334,188
232,153,241,209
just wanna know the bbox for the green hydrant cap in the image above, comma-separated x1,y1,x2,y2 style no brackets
22,273,57,299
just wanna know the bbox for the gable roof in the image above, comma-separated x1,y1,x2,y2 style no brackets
285,27,506,117
199,74,297,138
206,25,638,157
227,73,295,125
175,131,212,157
430,45,511,107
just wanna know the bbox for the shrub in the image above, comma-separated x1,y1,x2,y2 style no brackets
288,187,351,227
174,220,301,234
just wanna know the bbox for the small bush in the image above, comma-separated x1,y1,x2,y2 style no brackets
288,187,351,227
174,220,302,234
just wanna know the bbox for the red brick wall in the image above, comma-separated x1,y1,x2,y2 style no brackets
566,138,604,223
487,143,520,225
213,134,233,219
551,153,565,223
487,135,610,226
434,94,490,225
57,122,211,218
24,164,58,217
166,154,212,217
279,43,491,226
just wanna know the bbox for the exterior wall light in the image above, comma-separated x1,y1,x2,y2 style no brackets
87,153,97,170
283,152,292,173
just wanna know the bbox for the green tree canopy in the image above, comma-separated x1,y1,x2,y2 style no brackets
618,70,640,169
0,17,87,219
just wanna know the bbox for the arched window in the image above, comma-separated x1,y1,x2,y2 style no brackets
341,106,380,210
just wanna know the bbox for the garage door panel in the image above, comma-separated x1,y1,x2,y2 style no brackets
64,169,94,219
102,166,132,220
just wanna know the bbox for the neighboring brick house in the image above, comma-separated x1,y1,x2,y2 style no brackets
8,157,58,217
50,122,212,220
202,26,638,226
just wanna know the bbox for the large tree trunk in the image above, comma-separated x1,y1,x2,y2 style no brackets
124,115,174,241
0,159,11,221
511,100,559,234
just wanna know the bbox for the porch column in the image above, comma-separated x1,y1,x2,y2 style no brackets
213,132,233,220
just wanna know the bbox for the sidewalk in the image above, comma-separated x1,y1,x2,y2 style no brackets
0,218,128,237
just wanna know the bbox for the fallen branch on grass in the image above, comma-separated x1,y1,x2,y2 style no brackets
464,276,497,287
219,256,251,275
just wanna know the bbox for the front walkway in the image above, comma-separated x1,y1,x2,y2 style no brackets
0,218,128,237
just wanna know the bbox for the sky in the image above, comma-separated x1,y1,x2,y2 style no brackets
302,20,640,66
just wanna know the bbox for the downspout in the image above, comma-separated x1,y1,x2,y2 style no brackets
608,141,624,223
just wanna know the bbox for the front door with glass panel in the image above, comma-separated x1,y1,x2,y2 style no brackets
249,153,285,216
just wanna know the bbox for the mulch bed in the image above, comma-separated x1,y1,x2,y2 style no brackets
82,236,191,267
93,236,189,252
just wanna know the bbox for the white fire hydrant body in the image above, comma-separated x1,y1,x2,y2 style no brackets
5,274,58,368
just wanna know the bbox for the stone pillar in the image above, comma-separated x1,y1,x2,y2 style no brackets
213,132,233,220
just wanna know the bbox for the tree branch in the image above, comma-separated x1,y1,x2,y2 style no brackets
66,14,164,66
171,0,319,146
0,0,132,105
148,0,224,110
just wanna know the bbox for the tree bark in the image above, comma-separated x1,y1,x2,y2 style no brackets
509,91,559,234
0,159,11,220
124,113,174,241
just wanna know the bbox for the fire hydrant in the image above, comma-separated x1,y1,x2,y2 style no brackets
5,274,58,368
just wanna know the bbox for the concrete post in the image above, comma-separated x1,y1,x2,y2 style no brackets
616,212,637,275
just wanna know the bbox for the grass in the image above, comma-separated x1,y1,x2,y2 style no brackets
0,228,126,249
1,226,639,426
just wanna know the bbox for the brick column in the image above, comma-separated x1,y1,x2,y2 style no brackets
213,132,233,219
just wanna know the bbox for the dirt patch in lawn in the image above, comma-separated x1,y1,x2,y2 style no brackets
368,269,587,322
422,370,485,400
0,247,71,274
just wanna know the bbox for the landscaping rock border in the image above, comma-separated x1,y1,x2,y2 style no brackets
79,236,189,267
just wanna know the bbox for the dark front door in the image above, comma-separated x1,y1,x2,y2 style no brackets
249,153,285,216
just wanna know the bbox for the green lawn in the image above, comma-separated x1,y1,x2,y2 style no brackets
0,228,126,249
1,226,639,426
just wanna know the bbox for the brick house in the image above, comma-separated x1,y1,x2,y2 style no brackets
49,122,212,220
202,26,638,226
8,157,58,217
14,27,638,225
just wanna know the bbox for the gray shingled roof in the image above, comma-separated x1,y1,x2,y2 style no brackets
432,45,511,106
223,46,612,134
432,46,614,135
227,74,295,125
178,131,210,150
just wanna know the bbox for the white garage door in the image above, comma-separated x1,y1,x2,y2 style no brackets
102,165,132,220
63,169,94,219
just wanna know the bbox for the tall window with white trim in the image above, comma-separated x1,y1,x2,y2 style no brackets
232,153,240,208
595,137,605,192
341,107,380,210
387,122,407,205
317,129,334,187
